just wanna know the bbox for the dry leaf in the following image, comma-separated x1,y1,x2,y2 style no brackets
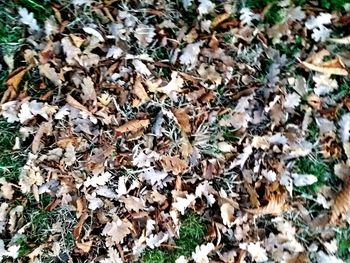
301,58,348,76
66,95,89,112
115,119,150,133
133,74,150,103
330,179,350,225
73,212,88,238
211,12,231,28
329,35,350,44
172,108,191,133
32,122,51,154
220,203,235,227
1,67,27,104
76,240,93,253
245,193,287,216
161,156,187,175
39,63,62,87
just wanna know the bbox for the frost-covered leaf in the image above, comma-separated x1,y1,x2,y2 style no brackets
132,59,151,76
173,194,196,215
313,74,338,95
142,169,168,186
240,8,260,26
19,7,39,32
291,173,318,187
339,113,350,142
284,92,301,109
83,27,105,42
192,243,215,263
305,13,332,42
244,242,268,263
146,232,169,249
158,71,184,101
179,42,203,69
198,0,215,17
230,145,252,169
316,251,344,263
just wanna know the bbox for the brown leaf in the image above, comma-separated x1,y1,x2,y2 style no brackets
172,108,191,133
180,133,193,158
209,33,219,49
286,253,309,263
307,94,322,110
66,95,90,112
76,240,93,253
161,155,187,175
1,67,27,104
6,67,27,91
245,193,287,216
115,119,150,133
32,122,52,154
73,212,88,238
330,179,350,225
211,13,231,28
133,74,150,103
301,58,348,76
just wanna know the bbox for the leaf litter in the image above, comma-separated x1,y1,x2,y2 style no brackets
0,0,350,262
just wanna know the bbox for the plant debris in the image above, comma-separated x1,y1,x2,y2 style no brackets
1,0,350,262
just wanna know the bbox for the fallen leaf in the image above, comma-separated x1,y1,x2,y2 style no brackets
32,122,52,154
329,35,350,45
161,155,188,175
330,179,350,225
76,240,93,253
245,193,287,216
301,59,348,76
66,95,89,112
115,119,150,133
1,67,27,104
133,74,150,103
73,212,88,238
172,108,191,133
211,12,231,28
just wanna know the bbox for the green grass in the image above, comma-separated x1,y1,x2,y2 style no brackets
140,213,207,263
0,0,53,90
336,226,350,262
293,153,350,261
293,156,333,193
0,118,25,181
319,0,349,10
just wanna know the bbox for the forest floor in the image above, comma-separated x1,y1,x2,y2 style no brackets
1,0,350,262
